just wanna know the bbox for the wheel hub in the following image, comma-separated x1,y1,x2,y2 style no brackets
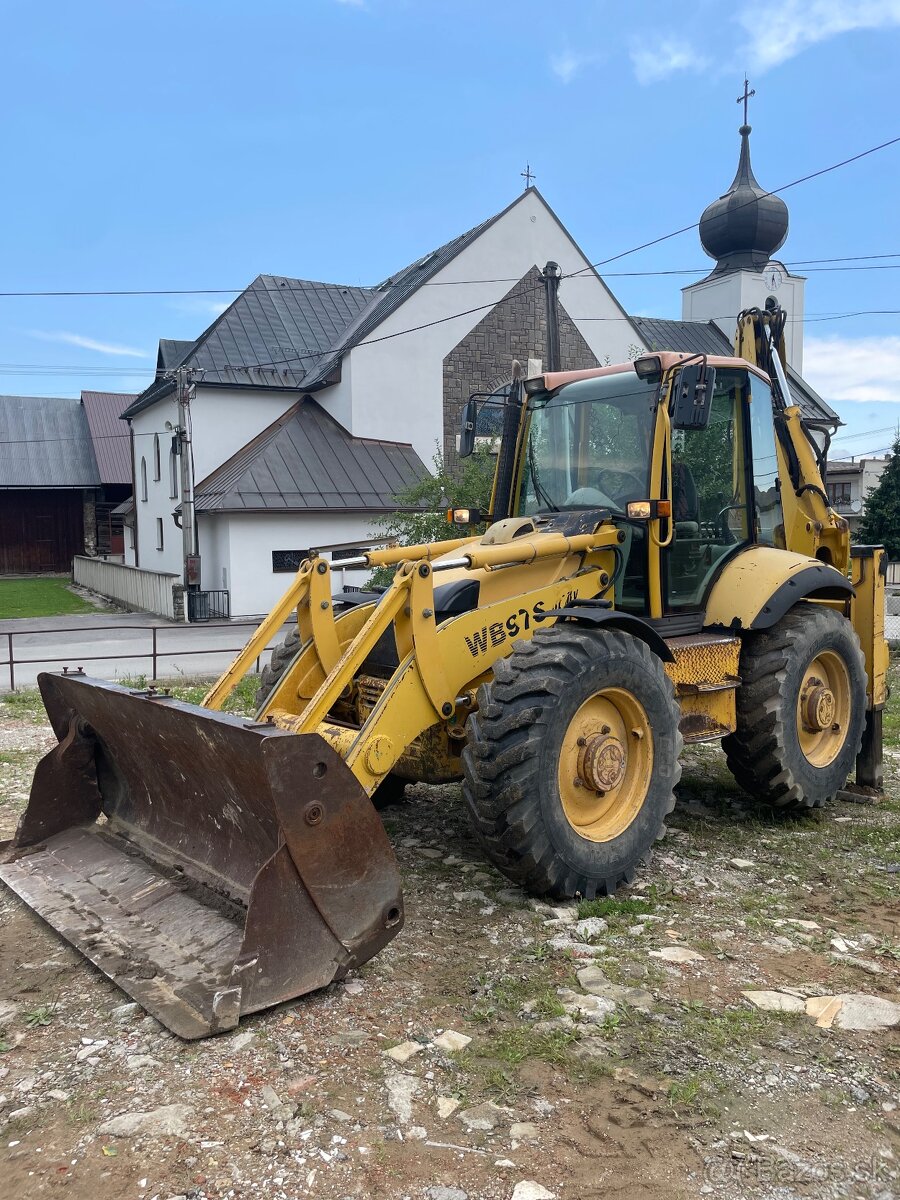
577,732,627,793
558,687,655,844
800,677,836,733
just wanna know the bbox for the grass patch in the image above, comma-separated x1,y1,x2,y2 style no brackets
23,1004,55,1027
882,655,900,747
0,576,100,619
0,689,46,721
577,896,654,920
488,1026,578,1067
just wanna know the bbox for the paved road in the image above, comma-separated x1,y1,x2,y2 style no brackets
0,612,288,691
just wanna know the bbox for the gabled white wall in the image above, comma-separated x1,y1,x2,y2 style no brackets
682,262,805,372
317,190,644,464
130,384,298,580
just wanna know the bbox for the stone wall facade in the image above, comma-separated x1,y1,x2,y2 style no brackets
442,266,600,473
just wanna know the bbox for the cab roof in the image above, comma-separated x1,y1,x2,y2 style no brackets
534,353,770,393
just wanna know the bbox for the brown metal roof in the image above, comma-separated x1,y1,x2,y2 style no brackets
81,391,136,485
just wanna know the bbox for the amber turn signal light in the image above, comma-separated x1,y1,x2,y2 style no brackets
626,500,671,520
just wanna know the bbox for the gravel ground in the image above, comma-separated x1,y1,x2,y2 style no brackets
0,682,897,1200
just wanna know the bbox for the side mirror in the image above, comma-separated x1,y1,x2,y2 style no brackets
459,397,479,458
672,363,716,430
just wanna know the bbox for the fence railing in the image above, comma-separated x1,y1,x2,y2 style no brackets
73,556,182,621
886,561,900,587
0,620,278,693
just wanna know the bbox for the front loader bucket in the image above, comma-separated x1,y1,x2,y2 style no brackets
0,673,403,1039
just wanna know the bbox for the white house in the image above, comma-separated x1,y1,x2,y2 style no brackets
824,455,889,534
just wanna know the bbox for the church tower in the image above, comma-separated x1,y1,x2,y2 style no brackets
682,87,805,371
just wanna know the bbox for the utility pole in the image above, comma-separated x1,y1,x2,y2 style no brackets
541,260,562,372
175,366,201,608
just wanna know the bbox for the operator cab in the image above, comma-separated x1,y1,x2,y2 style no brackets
466,354,785,623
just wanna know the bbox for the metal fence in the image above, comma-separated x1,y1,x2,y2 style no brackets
0,620,278,693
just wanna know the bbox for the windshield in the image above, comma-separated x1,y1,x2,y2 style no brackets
517,370,659,515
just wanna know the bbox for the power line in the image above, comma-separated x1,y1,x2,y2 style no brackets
5,253,900,298
831,424,899,443
0,133,898,385
4,306,900,381
567,133,900,277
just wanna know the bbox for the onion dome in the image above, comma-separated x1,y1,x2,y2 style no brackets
699,124,788,274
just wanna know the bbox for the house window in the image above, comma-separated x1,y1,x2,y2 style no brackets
272,549,310,573
169,447,179,499
140,457,148,502
331,548,366,562
828,481,852,505
153,433,161,481
156,518,164,551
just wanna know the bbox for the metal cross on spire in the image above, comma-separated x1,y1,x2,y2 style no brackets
737,76,755,125
521,163,535,190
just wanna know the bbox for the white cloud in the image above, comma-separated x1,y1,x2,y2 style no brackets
29,330,148,358
168,298,231,318
804,334,900,403
739,0,900,72
550,50,592,84
630,38,706,86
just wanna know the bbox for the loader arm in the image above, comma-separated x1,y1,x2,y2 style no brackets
259,528,621,794
735,305,886,793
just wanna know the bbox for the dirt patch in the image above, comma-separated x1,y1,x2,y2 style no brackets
0,696,897,1200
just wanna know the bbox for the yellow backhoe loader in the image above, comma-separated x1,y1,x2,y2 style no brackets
0,304,888,1038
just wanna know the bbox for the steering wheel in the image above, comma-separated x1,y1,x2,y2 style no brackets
716,502,745,544
596,468,645,505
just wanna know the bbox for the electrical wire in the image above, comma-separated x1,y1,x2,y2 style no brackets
6,258,900,297
0,136,899,387
566,132,900,277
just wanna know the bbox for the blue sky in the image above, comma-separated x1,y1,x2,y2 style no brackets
3,0,900,461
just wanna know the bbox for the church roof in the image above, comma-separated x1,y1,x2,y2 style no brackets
122,190,553,419
629,316,840,427
699,124,789,275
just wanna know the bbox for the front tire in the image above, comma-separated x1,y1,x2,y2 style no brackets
461,625,682,899
723,603,866,809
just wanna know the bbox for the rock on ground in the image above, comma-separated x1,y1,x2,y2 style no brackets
511,1184,557,1200
385,1073,420,1125
98,1104,193,1139
433,1029,472,1051
384,1039,425,1063
458,1100,515,1131
649,946,705,963
741,990,807,1014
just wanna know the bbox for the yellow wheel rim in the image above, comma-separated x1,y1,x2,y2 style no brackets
796,650,851,768
558,688,653,843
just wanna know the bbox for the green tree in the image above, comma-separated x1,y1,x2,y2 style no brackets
368,444,496,585
856,435,900,559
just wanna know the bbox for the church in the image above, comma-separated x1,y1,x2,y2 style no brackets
116,114,838,618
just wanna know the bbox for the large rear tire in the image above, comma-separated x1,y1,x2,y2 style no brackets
722,603,866,809
461,625,682,899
